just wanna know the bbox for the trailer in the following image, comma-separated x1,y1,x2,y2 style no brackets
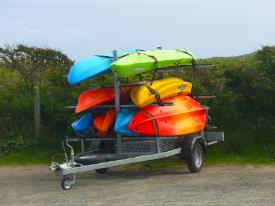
49,49,224,190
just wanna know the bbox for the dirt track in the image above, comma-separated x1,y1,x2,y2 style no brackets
0,165,274,206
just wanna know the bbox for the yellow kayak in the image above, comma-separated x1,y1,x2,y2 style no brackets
130,77,192,108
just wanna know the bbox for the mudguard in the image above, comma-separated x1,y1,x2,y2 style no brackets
178,132,207,159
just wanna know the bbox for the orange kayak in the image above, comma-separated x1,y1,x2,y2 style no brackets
75,87,131,113
93,109,116,136
128,95,207,136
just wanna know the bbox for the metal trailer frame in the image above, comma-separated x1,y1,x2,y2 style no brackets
49,49,224,190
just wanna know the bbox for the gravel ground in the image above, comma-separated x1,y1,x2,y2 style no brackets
0,165,274,206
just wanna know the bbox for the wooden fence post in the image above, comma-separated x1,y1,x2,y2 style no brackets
34,86,41,141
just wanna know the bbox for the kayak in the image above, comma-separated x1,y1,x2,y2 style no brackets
68,49,141,85
128,95,207,136
114,108,140,136
71,113,93,137
75,87,131,113
130,77,192,108
94,108,116,136
111,49,195,77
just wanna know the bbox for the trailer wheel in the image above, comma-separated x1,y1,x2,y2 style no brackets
95,168,108,174
186,143,204,173
61,177,73,190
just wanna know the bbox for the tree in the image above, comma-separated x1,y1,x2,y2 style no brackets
256,46,275,76
0,44,73,141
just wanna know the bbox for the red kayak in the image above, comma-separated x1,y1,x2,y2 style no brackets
128,95,207,136
75,87,131,113
94,108,116,136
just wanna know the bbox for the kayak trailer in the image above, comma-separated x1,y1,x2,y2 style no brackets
49,49,224,190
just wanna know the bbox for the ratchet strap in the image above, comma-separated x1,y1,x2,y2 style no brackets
138,52,159,85
141,110,159,137
176,49,196,80
176,49,196,68
116,49,145,59
144,84,163,106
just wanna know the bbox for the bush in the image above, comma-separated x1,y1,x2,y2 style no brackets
0,132,36,155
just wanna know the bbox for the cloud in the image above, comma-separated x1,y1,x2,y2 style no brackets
64,27,89,37
0,0,274,59
19,27,46,36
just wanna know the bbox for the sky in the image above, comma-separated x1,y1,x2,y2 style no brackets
1,0,275,60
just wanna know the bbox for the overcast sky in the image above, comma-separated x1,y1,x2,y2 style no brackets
1,0,275,60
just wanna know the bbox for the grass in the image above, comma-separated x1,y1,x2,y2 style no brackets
205,153,275,165
127,153,275,171
0,147,67,165
1,146,274,167
0,151,54,165
202,145,275,166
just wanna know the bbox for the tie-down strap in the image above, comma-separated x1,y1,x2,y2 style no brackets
144,84,163,106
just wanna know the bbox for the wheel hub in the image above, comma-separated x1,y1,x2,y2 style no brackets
194,147,202,168
63,179,72,189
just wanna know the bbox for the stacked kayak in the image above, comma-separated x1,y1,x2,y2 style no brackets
128,96,206,136
75,87,131,113
94,109,116,136
71,113,93,137
111,49,194,77
68,48,207,137
68,49,141,85
115,108,139,136
130,77,192,108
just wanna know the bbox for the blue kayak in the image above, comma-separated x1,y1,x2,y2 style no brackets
68,49,140,85
115,108,140,136
71,113,93,137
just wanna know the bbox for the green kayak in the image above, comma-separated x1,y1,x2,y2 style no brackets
111,49,195,77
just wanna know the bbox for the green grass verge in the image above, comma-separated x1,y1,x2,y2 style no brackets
205,153,275,165
125,153,275,171
205,146,275,165
0,150,61,165
0,147,274,167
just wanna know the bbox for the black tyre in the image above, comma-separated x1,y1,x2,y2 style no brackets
186,143,204,173
95,168,108,174
61,177,73,190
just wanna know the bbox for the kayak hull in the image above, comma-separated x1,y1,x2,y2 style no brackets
75,87,131,113
71,113,93,137
68,49,140,85
94,109,116,135
130,77,192,108
68,56,112,85
115,108,140,136
111,49,195,77
128,96,207,136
